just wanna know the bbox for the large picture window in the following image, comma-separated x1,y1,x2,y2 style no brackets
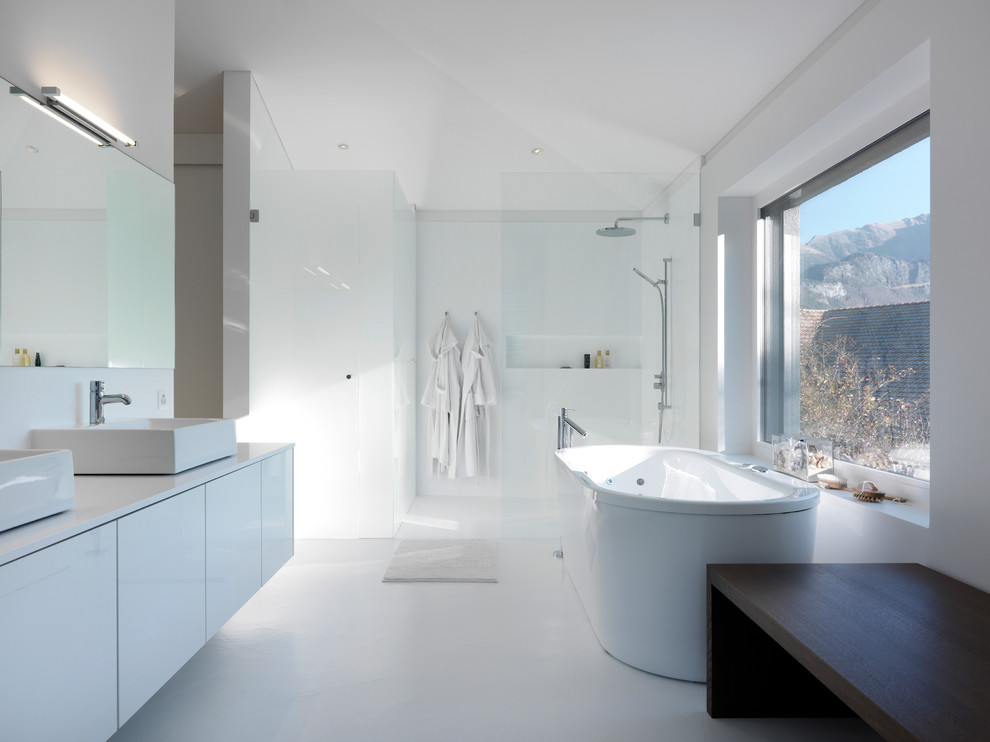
761,112,930,481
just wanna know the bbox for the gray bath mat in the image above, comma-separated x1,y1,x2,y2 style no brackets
382,539,498,582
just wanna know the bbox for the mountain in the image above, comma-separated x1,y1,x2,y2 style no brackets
802,214,930,268
801,214,930,310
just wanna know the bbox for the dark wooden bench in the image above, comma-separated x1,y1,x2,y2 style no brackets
707,563,990,742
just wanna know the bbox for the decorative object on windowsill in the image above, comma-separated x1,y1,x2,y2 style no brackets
818,474,908,503
852,480,907,503
772,434,833,482
817,473,846,490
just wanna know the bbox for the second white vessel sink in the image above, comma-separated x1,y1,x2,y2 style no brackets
0,449,75,533
31,418,237,475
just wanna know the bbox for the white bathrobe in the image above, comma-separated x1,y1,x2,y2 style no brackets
458,315,497,477
421,315,461,477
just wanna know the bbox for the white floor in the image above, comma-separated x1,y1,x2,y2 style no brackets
111,496,881,741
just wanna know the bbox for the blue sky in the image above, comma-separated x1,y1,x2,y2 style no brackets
800,138,930,244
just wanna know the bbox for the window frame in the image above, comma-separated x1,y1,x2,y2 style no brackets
758,111,930,509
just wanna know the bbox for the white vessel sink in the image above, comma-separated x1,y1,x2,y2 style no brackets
0,449,75,533
31,418,237,475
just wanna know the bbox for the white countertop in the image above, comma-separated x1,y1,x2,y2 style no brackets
0,442,293,568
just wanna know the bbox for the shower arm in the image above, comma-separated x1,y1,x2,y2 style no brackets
612,214,670,229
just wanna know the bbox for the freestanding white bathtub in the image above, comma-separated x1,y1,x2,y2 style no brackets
555,445,819,682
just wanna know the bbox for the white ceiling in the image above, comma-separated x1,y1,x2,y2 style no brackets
175,0,864,211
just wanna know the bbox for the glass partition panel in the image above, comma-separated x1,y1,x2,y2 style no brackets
241,171,364,538
240,166,415,538
645,162,701,450
499,169,700,538
392,175,417,533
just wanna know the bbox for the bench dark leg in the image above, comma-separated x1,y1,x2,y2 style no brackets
708,585,855,718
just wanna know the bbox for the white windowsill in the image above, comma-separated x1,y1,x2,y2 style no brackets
752,440,930,529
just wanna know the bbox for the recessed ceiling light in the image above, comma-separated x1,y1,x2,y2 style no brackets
531,147,543,155
337,143,349,151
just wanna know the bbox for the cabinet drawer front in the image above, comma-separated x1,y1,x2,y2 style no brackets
262,449,294,582
0,523,117,742
206,463,262,638
118,486,207,725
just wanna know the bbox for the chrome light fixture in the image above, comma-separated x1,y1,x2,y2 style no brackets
10,86,136,148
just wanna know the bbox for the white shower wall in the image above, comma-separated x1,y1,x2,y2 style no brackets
414,198,701,522
499,219,645,534
415,218,503,499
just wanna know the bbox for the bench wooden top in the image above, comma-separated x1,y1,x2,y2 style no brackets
708,563,990,742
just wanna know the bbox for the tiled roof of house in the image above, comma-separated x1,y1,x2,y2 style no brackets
800,301,929,403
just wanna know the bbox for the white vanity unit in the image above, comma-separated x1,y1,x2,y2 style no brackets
0,443,293,742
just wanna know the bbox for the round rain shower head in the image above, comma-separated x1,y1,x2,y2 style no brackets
596,226,636,237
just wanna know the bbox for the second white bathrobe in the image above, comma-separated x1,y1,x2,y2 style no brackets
458,315,497,477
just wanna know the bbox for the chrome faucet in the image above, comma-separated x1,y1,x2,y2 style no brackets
557,407,587,450
90,380,132,424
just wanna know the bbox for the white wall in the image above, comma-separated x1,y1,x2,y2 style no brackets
0,367,174,448
416,218,502,498
0,2,175,441
716,197,755,454
925,0,990,589
700,0,990,588
0,0,174,181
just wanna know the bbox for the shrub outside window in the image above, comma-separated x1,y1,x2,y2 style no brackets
761,113,930,481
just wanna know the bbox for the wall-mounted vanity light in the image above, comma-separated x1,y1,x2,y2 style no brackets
9,86,136,148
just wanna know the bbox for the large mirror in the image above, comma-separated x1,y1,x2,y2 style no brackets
0,76,174,368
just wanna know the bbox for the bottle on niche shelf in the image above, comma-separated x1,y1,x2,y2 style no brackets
594,350,604,369
13,348,21,366
19,348,30,366
604,349,612,368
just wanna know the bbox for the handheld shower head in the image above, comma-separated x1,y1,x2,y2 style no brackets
633,267,662,287
595,213,669,238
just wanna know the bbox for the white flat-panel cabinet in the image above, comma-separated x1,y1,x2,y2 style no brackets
117,486,206,725
0,523,117,742
206,463,262,638
0,447,293,742
262,449,294,583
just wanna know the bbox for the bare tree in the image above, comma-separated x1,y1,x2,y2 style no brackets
800,336,929,475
